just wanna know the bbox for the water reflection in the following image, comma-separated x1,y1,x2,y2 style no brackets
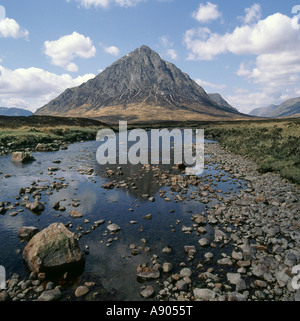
0,132,245,300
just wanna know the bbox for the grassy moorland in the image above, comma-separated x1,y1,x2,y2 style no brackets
0,115,299,185
0,115,108,151
203,118,300,185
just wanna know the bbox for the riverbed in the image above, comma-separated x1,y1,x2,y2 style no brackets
0,133,300,301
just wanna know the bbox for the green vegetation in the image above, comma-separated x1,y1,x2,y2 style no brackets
0,126,99,148
203,118,300,185
0,115,108,150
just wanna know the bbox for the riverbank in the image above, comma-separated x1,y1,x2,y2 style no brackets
0,139,299,301
1,116,299,186
202,118,300,185
0,115,109,155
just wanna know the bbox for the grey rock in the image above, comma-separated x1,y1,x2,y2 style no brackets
275,269,291,288
162,245,172,254
217,257,233,266
18,226,39,241
23,222,84,274
227,273,242,285
180,268,192,278
38,289,62,301
227,292,247,301
107,223,121,233
214,228,227,242
198,238,210,247
137,265,160,280
11,151,35,163
0,291,10,301
140,285,155,298
176,280,188,291
193,288,216,301
162,262,173,273
75,285,89,297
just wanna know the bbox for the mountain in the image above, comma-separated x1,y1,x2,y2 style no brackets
249,97,300,118
0,107,33,117
35,45,247,123
208,93,237,111
249,105,278,117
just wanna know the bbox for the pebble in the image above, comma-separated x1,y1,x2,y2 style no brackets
75,286,89,298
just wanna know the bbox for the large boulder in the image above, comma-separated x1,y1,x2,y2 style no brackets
23,223,84,274
11,151,35,163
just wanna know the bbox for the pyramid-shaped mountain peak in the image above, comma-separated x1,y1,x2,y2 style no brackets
35,45,243,123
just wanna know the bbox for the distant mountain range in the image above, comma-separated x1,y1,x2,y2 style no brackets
0,107,33,117
249,97,300,118
35,45,248,123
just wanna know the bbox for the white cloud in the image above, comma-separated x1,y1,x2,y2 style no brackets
44,32,96,72
103,45,120,56
183,27,226,60
195,78,226,90
225,91,277,114
166,48,178,60
0,64,95,111
192,2,221,23
184,13,300,60
68,0,145,9
1,98,32,110
0,17,29,39
184,10,300,113
159,35,178,60
160,35,173,48
239,3,262,25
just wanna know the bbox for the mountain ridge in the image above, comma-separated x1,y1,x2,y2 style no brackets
35,45,248,123
249,97,300,118
0,107,33,117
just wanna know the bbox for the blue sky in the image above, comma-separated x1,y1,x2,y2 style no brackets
0,0,299,113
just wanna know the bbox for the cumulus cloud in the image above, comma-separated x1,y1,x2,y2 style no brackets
239,3,262,25
159,35,178,60
166,48,178,60
68,0,145,9
44,32,96,72
195,78,226,90
0,17,29,39
103,45,120,56
225,90,278,114
0,64,95,111
192,2,221,23
184,13,300,60
184,8,300,113
1,98,33,110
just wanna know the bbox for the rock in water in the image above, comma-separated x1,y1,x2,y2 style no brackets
11,151,35,163
75,286,89,298
137,265,160,280
29,200,45,213
18,226,40,241
70,210,83,218
107,223,121,233
23,222,84,274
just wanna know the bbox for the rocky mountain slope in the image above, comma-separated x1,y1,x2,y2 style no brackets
208,93,236,111
249,97,300,118
35,45,247,123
